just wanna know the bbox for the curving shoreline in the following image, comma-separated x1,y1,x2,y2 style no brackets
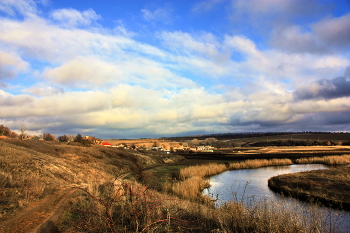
268,166,350,210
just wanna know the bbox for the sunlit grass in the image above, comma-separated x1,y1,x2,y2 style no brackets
296,155,350,165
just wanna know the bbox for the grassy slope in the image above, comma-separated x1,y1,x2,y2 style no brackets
0,139,183,220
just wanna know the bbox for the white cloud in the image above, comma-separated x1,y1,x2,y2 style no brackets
160,31,220,58
0,16,137,62
43,56,122,87
0,51,28,79
22,83,64,96
292,97,350,114
0,90,110,118
140,7,174,24
50,8,101,27
1,2,350,137
0,0,41,17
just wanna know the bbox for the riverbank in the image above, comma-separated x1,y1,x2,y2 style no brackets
268,166,350,210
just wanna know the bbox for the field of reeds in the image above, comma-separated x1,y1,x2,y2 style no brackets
295,155,350,165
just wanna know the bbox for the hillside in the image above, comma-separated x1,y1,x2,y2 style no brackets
0,139,183,221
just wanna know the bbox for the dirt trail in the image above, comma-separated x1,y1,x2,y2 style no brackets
0,188,77,233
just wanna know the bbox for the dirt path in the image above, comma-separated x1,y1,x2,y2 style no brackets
0,188,78,233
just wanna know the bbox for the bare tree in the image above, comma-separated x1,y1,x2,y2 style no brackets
0,125,11,136
67,134,75,142
43,133,55,141
19,125,27,140
190,138,200,146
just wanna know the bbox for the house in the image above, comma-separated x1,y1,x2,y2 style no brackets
101,142,112,147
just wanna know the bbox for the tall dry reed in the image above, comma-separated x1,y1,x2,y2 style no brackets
179,163,227,180
296,155,350,165
212,198,333,233
170,176,211,201
228,158,293,170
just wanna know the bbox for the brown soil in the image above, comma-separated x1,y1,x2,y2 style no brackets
0,188,77,233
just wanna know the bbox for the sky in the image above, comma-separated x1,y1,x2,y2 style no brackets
0,0,350,139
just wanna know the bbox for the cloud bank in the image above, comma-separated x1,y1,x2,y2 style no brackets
0,0,349,138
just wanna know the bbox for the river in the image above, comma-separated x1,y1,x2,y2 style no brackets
203,164,350,233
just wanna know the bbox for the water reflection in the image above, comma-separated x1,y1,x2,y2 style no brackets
203,164,350,233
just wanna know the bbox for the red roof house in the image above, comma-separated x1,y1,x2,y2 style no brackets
102,142,112,147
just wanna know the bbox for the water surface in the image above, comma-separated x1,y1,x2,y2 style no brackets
203,164,350,233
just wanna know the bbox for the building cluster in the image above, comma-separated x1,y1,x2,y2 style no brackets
100,141,215,153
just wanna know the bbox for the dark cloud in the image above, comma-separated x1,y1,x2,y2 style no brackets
0,64,16,79
320,111,350,126
295,111,350,131
230,0,331,38
227,110,350,133
294,68,350,100
271,13,350,54
0,94,34,106
0,82,8,88
313,13,350,48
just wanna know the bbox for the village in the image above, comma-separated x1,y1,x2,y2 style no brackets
99,137,216,153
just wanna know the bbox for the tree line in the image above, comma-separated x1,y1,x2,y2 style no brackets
0,125,100,146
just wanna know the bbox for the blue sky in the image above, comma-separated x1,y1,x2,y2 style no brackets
0,0,350,139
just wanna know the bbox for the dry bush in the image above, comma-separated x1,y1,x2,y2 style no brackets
66,179,201,232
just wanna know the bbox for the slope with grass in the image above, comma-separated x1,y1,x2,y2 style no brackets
0,138,183,231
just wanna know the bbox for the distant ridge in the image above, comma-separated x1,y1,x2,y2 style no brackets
160,131,349,141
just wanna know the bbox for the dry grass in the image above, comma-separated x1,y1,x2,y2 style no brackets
166,176,211,201
179,163,227,180
228,158,293,170
0,139,169,220
296,155,350,165
63,179,204,232
212,198,335,233
63,177,331,233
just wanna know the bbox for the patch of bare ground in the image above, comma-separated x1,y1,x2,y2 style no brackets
0,188,77,233
268,166,350,210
